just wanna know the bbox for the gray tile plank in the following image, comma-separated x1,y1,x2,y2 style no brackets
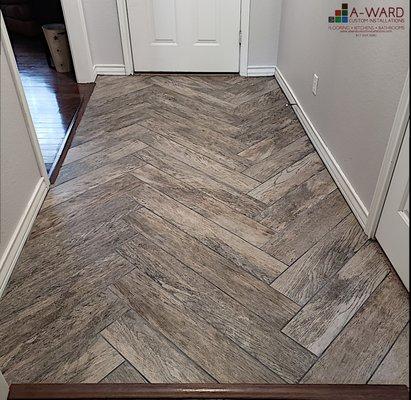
38,336,124,383
132,163,275,248
100,361,147,384
368,324,409,386
43,156,145,209
272,215,368,306
302,275,409,383
128,183,287,285
133,128,259,193
102,310,216,383
1,289,128,383
255,169,336,229
136,146,266,218
262,190,351,265
56,139,147,185
123,208,298,328
282,243,391,356
111,269,281,383
243,136,314,182
117,236,315,383
248,152,324,205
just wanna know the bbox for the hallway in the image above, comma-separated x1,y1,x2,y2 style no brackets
0,75,408,384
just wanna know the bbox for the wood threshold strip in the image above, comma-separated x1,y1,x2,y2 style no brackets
8,383,408,400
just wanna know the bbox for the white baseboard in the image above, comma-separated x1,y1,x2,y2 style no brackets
0,178,48,298
247,66,276,77
274,67,369,229
94,64,127,76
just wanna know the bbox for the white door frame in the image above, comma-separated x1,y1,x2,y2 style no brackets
60,0,96,83
118,0,251,75
1,14,50,182
366,71,410,238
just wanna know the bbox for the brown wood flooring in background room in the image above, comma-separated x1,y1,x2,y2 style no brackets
10,34,83,172
0,74,408,385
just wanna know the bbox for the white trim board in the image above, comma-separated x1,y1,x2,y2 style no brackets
0,179,49,298
117,0,134,75
366,72,410,238
61,0,95,83
94,64,127,76
239,0,251,76
274,67,369,229
247,66,276,77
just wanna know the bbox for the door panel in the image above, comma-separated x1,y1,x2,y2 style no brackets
376,123,410,290
127,0,241,72
150,0,177,45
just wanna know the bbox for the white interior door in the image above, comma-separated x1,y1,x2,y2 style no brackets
376,123,410,290
127,0,241,72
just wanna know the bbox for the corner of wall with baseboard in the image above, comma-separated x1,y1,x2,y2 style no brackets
0,178,48,299
247,66,276,77
274,67,369,230
93,64,127,76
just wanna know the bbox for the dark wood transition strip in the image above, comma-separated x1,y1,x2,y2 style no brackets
8,383,409,400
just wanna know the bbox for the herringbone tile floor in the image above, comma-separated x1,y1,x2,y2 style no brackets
0,75,408,385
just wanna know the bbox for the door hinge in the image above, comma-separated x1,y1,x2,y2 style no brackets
239,30,242,45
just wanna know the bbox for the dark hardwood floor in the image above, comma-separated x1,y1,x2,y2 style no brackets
9,34,88,175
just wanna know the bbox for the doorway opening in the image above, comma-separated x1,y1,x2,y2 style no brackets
1,0,93,181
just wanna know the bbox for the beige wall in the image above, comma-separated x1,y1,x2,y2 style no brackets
82,0,124,66
277,0,409,210
248,0,282,67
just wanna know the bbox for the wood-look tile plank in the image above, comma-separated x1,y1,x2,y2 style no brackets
145,86,243,133
248,153,325,205
133,129,259,193
0,236,135,341
111,269,281,383
31,174,142,239
136,146,266,218
237,129,303,163
56,139,147,185
1,288,128,383
139,113,248,172
282,243,391,356
0,192,138,322
102,310,216,383
262,190,351,265
234,106,301,147
100,362,147,384
123,208,298,327
234,87,288,120
368,324,409,386
132,164,275,248
244,136,314,182
128,184,287,284
43,156,145,209
117,236,315,383
302,275,409,383
272,215,368,306
255,169,336,229
65,124,145,164
38,337,124,383
146,108,245,152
